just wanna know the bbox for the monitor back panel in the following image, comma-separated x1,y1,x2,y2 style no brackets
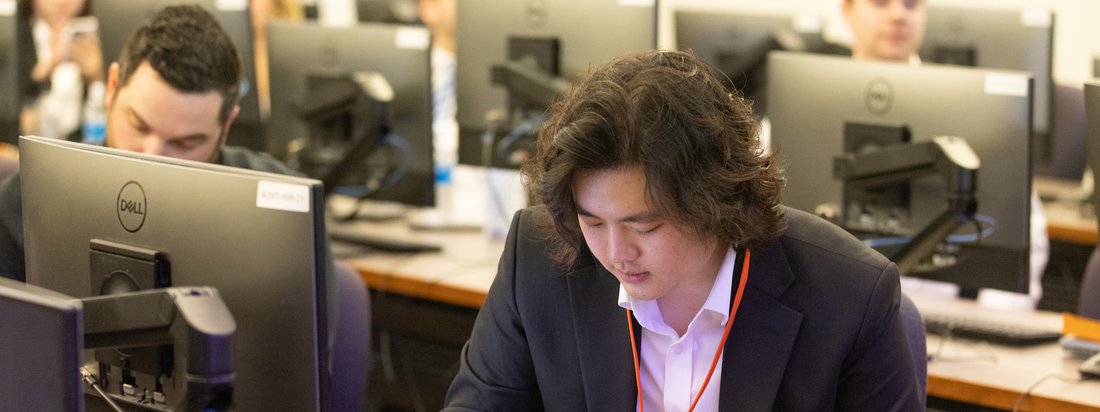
455,0,657,132
266,21,434,206
674,9,824,117
921,6,1053,147
767,52,1033,292
0,278,82,412
0,5,23,144
21,137,327,410
1085,81,1100,235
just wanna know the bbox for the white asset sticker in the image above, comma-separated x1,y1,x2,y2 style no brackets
1021,9,1052,28
216,0,247,11
256,181,310,213
984,73,1029,97
395,27,430,50
0,0,16,17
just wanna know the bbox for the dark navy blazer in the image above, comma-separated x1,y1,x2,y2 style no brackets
444,206,922,411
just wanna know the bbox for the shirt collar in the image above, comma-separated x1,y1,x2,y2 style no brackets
618,247,738,332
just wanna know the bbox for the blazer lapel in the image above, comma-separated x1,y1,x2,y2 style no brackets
568,263,640,411
719,241,804,411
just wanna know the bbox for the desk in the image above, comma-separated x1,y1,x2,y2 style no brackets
928,339,1100,411
912,294,1100,410
335,218,502,309
339,219,1100,411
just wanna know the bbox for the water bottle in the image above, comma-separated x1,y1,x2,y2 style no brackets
433,118,458,219
82,81,107,145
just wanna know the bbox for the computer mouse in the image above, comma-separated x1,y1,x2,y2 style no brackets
1080,352,1100,380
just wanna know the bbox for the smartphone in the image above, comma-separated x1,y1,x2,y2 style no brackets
70,16,98,36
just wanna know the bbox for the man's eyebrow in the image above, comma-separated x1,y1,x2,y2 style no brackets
126,107,211,142
576,205,659,223
171,133,210,143
126,107,149,128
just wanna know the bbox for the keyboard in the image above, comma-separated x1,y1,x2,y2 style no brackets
923,311,1063,346
327,225,442,253
1061,335,1100,360
909,293,1064,347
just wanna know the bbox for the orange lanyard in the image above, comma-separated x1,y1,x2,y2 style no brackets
626,248,750,412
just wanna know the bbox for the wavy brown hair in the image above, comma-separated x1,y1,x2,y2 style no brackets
521,49,786,269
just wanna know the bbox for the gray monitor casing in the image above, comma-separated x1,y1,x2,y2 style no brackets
20,136,328,410
266,21,434,207
767,51,1033,293
0,277,83,412
1085,81,1100,235
455,0,657,143
674,8,826,116
0,5,24,144
920,6,1053,159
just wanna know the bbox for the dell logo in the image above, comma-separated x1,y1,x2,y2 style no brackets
117,181,147,233
865,78,893,116
526,0,547,29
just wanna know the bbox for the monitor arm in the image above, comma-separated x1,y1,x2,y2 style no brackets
297,71,395,196
490,60,573,111
833,136,981,275
486,60,571,167
82,287,236,411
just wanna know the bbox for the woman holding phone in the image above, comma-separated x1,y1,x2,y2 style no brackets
19,0,103,140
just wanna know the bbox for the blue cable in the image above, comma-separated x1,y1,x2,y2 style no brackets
332,133,411,198
860,214,997,249
495,113,544,166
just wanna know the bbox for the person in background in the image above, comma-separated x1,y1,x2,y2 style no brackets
842,0,1050,310
418,0,456,130
418,0,458,169
444,49,922,410
18,0,104,139
842,0,925,63
250,0,303,119
0,5,301,280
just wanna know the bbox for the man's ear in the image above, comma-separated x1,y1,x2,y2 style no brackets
217,105,241,147
105,62,121,105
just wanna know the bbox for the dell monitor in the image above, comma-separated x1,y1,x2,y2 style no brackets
1087,81,1100,235
767,51,1033,294
357,0,417,24
20,136,329,410
94,0,265,150
266,21,435,208
920,5,1053,163
674,8,826,118
454,0,657,169
0,277,83,412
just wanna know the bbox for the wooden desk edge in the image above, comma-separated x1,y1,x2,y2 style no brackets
929,375,1100,411
1048,224,1099,246
353,266,487,309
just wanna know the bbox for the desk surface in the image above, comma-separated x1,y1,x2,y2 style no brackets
911,294,1100,410
335,218,502,309
339,217,1100,410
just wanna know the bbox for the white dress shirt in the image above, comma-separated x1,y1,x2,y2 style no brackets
618,248,738,412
